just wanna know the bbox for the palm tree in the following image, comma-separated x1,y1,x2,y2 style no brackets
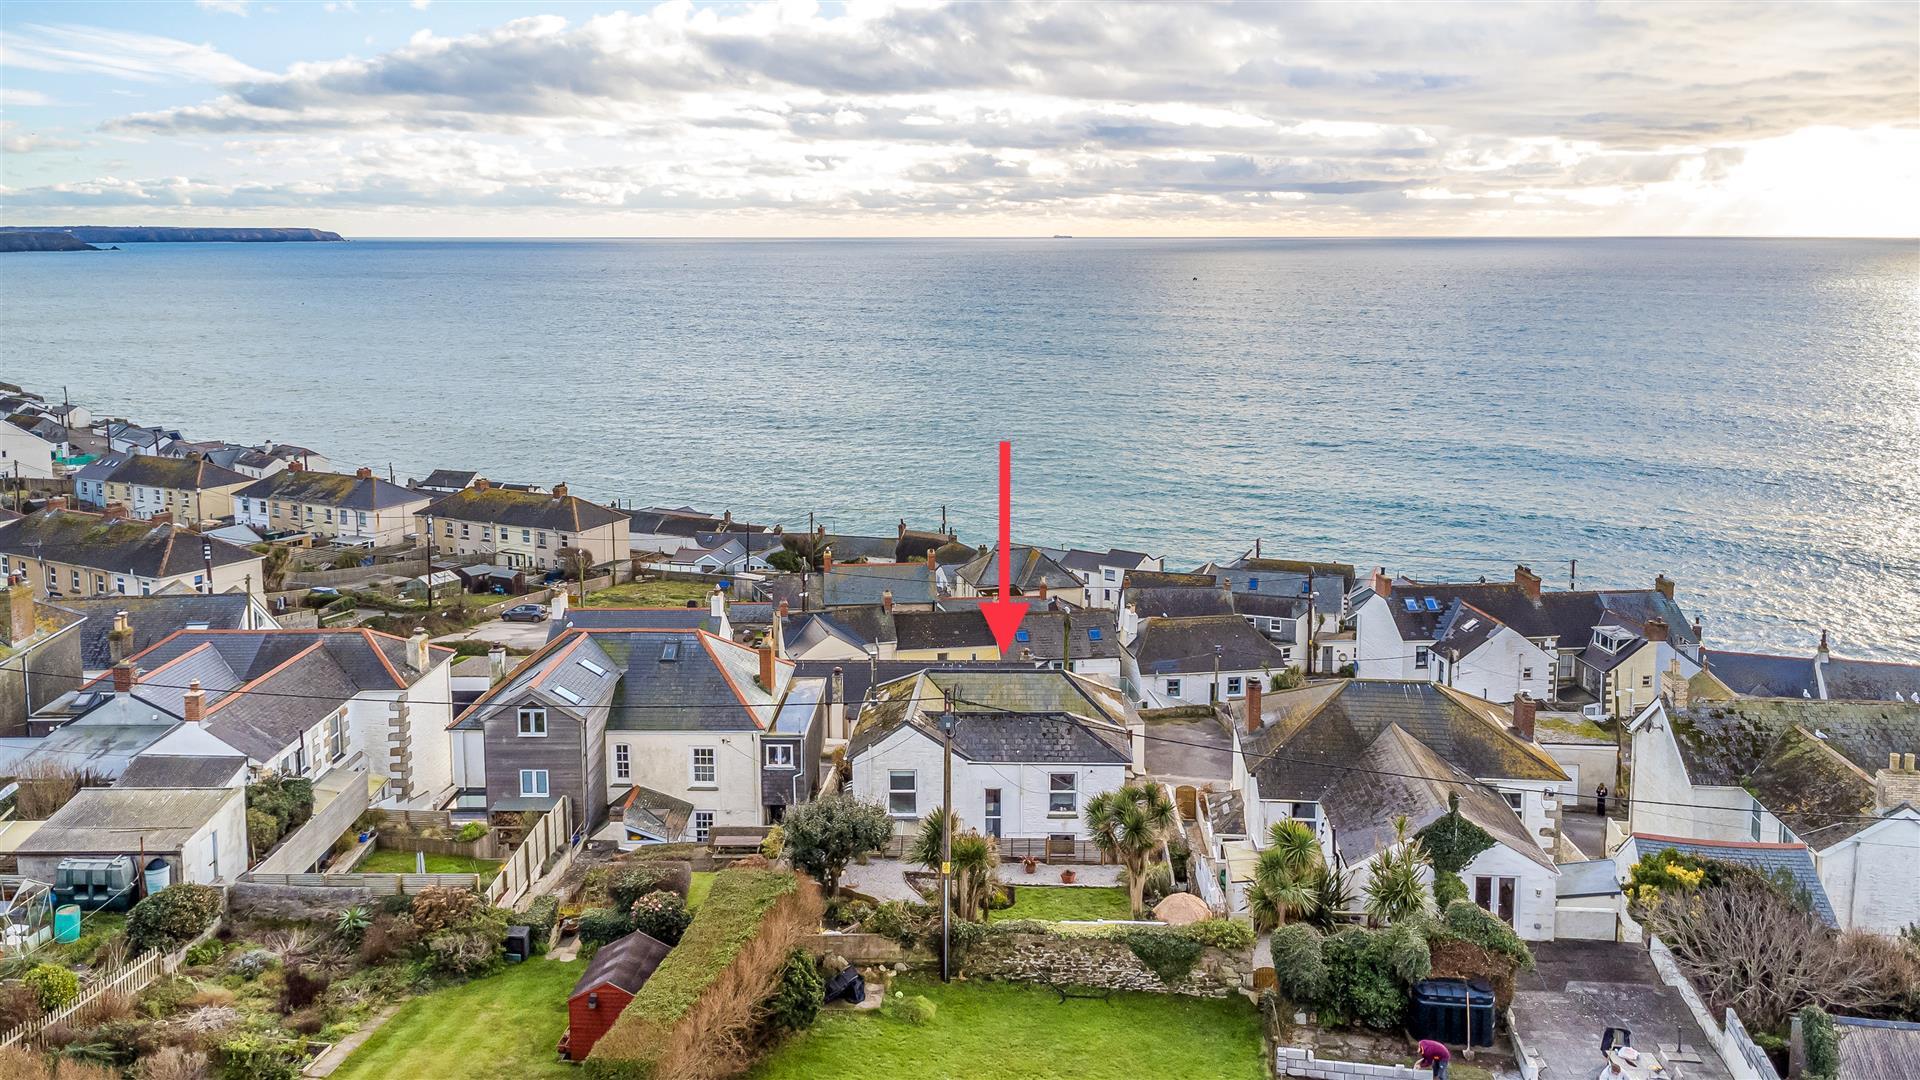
1247,819,1326,930
1306,855,1356,931
950,831,1000,921
1084,782,1178,918
1364,815,1432,925
908,807,957,873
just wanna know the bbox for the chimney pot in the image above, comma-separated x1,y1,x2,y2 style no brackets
1511,693,1537,741
926,549,936,570
710,587,726,619
881,590,893,612
1906,752,1917,772
1654,574,1675,601
777,599,790,618
1038,581,1048,600
183,679,205,723
552,482,568,499
288,460,304,472
112,660,136,694
355,467,373,479
758,642,776,689
1817,629,1831,657
1370,567,1391,598
1514,565,1542,603
1245,679,1263,734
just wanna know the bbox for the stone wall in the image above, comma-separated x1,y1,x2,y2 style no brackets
228,881,377,923
961,929,1249,998
804,931,928,967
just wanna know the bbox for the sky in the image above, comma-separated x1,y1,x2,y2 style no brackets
2,0,1917,237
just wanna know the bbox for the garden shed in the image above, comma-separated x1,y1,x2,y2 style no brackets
559,930,673,1061
456,563,527,595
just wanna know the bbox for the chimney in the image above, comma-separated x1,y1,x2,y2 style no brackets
829,666,847,741
408,627,430,671
552,482,568,499
1038,581,1049,601
1370,567,1391,598
758,642,776,689
1692,618,1703,645
150,510,173,526
1654,574,1675,601
288,460,304,472
473,476,490,490
112,659,136,694
182,679,205,723
356,466,373,480
926,549,936,570
1875,752,1920,812
822,551,833,576
103,501,129,519
1908,752,1916,771
487,644,508,683
1816,629,1831,663
1514,565,1542,603
776,599,790,619
46,495,67,512
1663,658,1691,710
1245,679,1262,735
3,578,32,648
108,609,133,663
549,589,569,623
881,590,893,613
897,518,907,539
1644,617,1669,643
720,510,733,531
710,586,727,620
1511,693,1537,741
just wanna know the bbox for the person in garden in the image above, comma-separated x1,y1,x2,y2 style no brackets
1415,1038,1451,1078
1595,782,1609,816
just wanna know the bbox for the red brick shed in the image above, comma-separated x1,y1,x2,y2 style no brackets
557,931,673,1061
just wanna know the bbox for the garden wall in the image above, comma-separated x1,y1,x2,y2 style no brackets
228,880,377,922
1275,1047,1431,1079
962,929,1250,998
1646,935,1776,1080
804,931,926,967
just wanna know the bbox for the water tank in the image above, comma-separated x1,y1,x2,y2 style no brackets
53,855,136,912
53,904,82,944
1410,977,1495,1047
143,858,172,896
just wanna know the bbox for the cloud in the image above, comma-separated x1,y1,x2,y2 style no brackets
2,24,269,83
196,0,252,16
2,88,58,107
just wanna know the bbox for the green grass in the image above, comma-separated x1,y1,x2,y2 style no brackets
750,977,1266,1080
993,885,1133,922
357,848,503,883
687,871,716,911
332,957,584,1080
584,579,715,607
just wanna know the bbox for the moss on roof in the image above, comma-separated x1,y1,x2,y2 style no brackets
1535,714,1613,743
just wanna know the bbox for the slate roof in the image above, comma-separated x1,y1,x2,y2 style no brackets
102,455,250,492
1825,656,1920,701
624,507,767,537
1131,614,1291,674
1017,610,1120,662
792,659,1033,727
614,785,693,841
457,628,793,734
1202,557,1356,611
425,486,625,532
1237,680,1567,802
848,669,1131,765
17,786,235,855
1054,547,1153,573
1126,585,1236,620
894,529,953,562
69,452,129,484
957,546,1081,593
1319,725,1555,871
1626,833,1837,926
548,606,718,641
1124,570,1218,589
60,594,257,671
815,563,938,607
234,469,425,510
783,606,896,652
1556,859,1622,898
1206,788,1246,837
115,754,247,789
1661,699,1920,843
1373,577,1698,654
416,469,478,490
894,610,997,653
572,931,672,998
89,629,452,762
1703,648,1920,702
1832,1016,1920,1077
694,531,784,553
822,533,898,561
0,510,261,578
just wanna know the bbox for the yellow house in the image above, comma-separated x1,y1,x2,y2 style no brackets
892,609,1003,662
100,455,252,523
0,506,264,599
418,480,629,571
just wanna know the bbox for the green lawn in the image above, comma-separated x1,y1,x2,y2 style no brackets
357,848,503,883
688,871,716,911
333,957,584,1080
993,885,1133,922
750,977,1266,1080
584,579,716,607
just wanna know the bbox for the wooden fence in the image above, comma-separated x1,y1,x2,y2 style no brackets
1,914,225,1049
485,795,570,909
377,833,501,860
372,808,455,831
244,872,482,893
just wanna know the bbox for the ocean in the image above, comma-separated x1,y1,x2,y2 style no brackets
4,237,1916,661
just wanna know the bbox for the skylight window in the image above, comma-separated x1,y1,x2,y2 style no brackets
1461,618,1480,632
1404,598,1420,612
1087,628,1103,641
552,686,582,705
661,642,679,662
1248,578,1259,591
1424,597,1440,612
578,658,607,677
1015,629,1029,642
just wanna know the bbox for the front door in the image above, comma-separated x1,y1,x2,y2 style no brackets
983,789,1002,838
1475,875,1517,924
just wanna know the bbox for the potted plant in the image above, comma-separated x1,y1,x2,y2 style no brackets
1022,856,1038,874
1060,868,1078,884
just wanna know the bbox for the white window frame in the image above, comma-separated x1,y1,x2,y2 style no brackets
1048,772,1078,816
692,810,714,844
1503,791,1524,814
691,747,717,787
888,770,917,817
1225,675,1243,697
1164,677,1182,698
614,742,630,781
519,769,550,798
1415,647,1430,669
765,743,794,769
517,706,548,738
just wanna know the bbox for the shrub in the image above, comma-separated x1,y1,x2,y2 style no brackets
135,1047,209,1080
357,916,413,966
245,809,282,860
1322,928,1409,1030
1435,899,1533,971
761,949,823,1034
824,898,872,930
215,1032,299,1080
185,940,229,968
1269,924,1327,1006
0,983,43,1029
1120,927,1205,985
25,963,81,1012
422,907,509,978
334,906,370,940
1182,919,1255,952
127,885,223,952
1799,1005,1839,1080
454,821,488,843
279,966,328,1013
244,776,313,838
522,895,560,949
1431,872,1468,909
781,796,894,895
861,900,929,947
578,908,634,949
629,892,693,947
609,863,691,911
885,993,936,1026
759,825,784,861
407,887,479,933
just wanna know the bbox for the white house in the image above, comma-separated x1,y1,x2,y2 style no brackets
1124,613,1292,709
1049,547,1161,609
0,421,57,481
848,669,1134,853
1231,679,1573,939
1625,691,1920,934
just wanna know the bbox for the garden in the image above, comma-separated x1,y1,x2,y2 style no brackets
582,578,715,607
329,955,585,1080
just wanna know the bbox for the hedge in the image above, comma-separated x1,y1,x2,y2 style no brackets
585,868,822,1079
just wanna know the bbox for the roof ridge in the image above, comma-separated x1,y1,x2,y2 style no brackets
204,640,327,715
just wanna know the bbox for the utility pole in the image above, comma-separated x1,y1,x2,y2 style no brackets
201,540,214,595
1212,645,1222,703
1569,559,1577,592
1062,608,1072,674
938,687,957,983
940,504,947,534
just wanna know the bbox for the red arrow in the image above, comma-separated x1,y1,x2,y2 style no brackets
980,440,1031,655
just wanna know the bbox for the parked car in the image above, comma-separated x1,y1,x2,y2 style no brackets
501,603,548,623
308,586,340,598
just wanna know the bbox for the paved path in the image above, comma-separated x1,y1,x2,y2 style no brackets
1511,941,1730,1080
433,617,551,650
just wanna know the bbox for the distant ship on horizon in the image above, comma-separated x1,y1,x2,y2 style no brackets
1052,233,1073,239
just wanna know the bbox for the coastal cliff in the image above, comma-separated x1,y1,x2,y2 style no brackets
0,232,101,253
0,226,345,244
